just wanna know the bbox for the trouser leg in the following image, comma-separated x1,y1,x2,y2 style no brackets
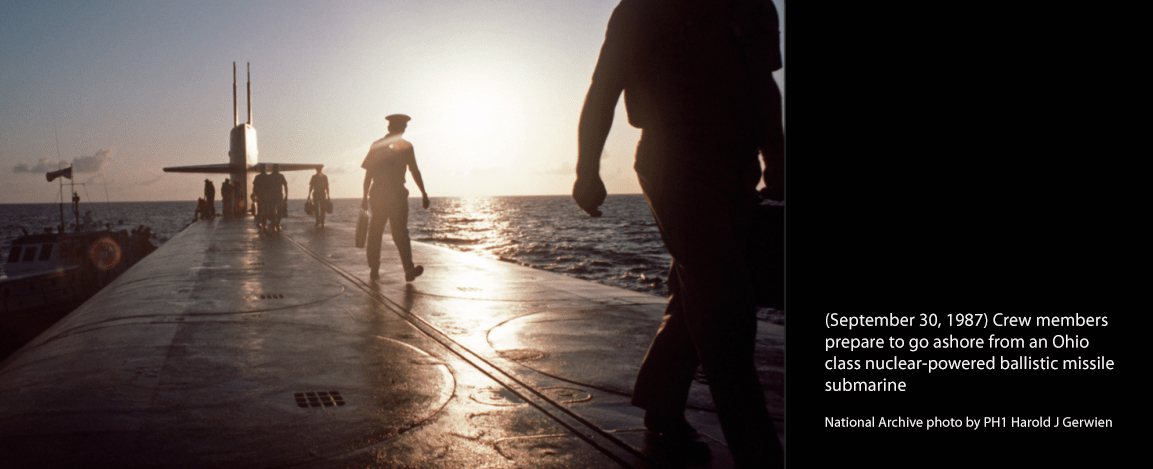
676,257,777,466
631,265,699,415
388,197,414,272
632,131,780,466
659,195,777,466
367,198,389,271
267,197,281,226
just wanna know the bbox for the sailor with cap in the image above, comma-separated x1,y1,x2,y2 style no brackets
204,178,216,219
361,113,430,282
221,177,233,219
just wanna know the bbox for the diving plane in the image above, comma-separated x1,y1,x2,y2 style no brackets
163,62,322,214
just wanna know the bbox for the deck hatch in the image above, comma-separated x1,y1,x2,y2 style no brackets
295,391,345,408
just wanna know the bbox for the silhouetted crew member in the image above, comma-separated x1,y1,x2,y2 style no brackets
204,179,216,219
573,1,784,466
251,165,270,228
267,164,288,231
235,183,244,217
309,168,330,228
194,198,207,221
362,114,430,282
221,178,233,219
82,211,95,231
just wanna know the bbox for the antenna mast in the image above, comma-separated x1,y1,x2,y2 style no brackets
233,62,238,127
247,62,252,125
53,115,64,232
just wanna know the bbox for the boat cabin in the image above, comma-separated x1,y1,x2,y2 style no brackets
4,234,83,279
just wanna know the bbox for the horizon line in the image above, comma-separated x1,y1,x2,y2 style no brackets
0,193,646,205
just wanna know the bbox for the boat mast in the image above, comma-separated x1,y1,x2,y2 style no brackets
53,116,64,233
58,165,64,233
71,178,80,231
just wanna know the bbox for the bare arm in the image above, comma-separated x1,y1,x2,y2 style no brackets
573,79,622,217
756,76,784,201
759,141,784,201
362,171,372,210
759,2,785,202
575,1,635,218
408,153,430,209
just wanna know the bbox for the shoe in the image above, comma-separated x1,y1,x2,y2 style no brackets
405,265,424,282
644,411,699,440
369,269,380,280
643,427,711,465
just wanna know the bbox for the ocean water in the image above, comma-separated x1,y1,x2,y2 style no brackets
310,195,672,296
1,195,672,296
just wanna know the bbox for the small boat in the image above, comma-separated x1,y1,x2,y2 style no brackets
0,166,158,358
1,226,156,358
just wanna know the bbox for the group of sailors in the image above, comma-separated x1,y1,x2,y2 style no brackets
193,165,330,230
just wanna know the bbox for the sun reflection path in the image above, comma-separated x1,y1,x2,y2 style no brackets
421,197,514,259
400,195,671,297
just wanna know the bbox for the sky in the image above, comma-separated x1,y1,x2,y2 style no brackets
1,0,784,203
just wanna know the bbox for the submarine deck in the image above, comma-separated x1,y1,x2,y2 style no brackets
0,214,784,468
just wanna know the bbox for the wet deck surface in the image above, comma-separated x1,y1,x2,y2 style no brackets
0,215,784,468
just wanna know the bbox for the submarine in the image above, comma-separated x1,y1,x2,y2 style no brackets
0,65,786,468
162,62,323,215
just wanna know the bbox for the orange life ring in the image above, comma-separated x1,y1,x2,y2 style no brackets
89,237,122,271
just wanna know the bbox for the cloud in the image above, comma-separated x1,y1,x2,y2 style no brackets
72,148,114,173
138,175,163,186
537,161,575,176
12,148,115,174
13,158,66,173
323,160,359,175
467,166,504,176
